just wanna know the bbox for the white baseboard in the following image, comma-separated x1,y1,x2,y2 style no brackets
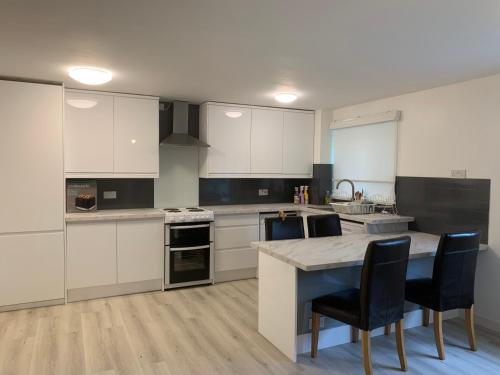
475,314,500,333
296,309,458,355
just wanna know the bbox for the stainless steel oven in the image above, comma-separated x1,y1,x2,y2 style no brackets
165,221,214,289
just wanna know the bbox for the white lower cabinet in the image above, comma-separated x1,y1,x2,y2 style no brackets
0,232,64,307
67,221,117,289
66,218,163,299
214,213,259,282
117,220,163,283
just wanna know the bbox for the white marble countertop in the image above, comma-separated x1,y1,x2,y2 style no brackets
251,231,488,271
201,203,413,225
65,208,165,223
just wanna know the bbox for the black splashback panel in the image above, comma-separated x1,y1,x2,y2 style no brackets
395,176,490,243
199,178,312,206
66,178,154,210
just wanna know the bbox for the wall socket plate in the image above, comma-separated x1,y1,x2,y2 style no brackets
258,188,269,196
103,191,117,199
451,169,467,178
308,316,326,330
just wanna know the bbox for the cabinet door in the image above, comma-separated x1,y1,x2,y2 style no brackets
283,112,315,175
64,91,114,173
117,219,164,283
208,105,251,174
0,232,64,306
67,222,117,289
114,97,159,174
251,109,284,174
0,81,63,233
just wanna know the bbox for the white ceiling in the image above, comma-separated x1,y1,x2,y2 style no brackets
1,0,500,109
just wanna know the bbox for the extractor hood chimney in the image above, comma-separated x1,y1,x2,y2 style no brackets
159,101,209,147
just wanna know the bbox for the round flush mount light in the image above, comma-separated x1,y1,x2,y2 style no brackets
66,98,98,109
69,67,112,85
225,111,242,118
274,92,298,104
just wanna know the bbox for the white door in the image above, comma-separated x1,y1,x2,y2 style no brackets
283,112,314,175
66,222,117,289
114,96,159,174
0,232,64,306
0,81,63,233
251,109,284,174
117,219,164,283
208,105,251,174
64,91,114,173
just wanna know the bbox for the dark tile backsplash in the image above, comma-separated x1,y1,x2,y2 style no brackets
66,178,154,210
199,178,312,206
396,176,490,243
309,164,333,205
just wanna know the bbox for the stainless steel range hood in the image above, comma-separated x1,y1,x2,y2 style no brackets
160,101,209,147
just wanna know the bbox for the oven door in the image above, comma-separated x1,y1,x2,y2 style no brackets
169,245,211,284
168,222,211,247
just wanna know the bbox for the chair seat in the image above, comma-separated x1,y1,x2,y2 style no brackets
406,277,434,308
312,288,361,328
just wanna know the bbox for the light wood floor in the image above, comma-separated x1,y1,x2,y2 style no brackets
1,279,499,374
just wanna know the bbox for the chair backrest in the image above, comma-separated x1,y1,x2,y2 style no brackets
307,214,342,238
359,236,411,331
265,217,305,241
431,231,481,311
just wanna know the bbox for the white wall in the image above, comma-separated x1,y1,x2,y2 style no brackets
154,145,199,208
314,109,333,164
331,73,500,331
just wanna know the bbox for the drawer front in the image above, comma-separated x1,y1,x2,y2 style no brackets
215,225,259,250
215,248,257,272
215,213,259,227
340,220,365,234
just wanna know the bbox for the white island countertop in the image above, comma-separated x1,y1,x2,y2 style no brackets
201,203,413,225
65,208,165,223
251,231,488,271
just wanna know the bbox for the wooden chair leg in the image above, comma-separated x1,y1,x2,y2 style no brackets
433,311,445,360
384,324,391,336
465,305,477,351
362,330,373,375
423,307,430,327
395,320,408,371
351,326,359,343
311,312,320,358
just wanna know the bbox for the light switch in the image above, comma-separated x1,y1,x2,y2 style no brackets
258,189,269,196
103,191,117,199
451,169,467,178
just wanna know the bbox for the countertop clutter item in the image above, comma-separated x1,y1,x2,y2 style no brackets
66,180,98,213
330,202,376,215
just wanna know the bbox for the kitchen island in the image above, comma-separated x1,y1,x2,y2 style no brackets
251,231,487,362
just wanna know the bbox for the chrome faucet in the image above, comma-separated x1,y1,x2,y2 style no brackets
336,179,355,202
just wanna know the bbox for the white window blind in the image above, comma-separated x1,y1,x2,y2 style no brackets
332,121,397,203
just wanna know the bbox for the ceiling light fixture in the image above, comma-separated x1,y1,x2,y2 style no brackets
274,92,298,103
66,98,98,109
69,67,112,85
225,111,242,118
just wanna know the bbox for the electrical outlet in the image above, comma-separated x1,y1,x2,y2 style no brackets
308,316,326,330
258,188,269,196
103,191,117,199
451,169,467,178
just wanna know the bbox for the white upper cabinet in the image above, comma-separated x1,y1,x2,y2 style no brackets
206,104,251,174
199,102,314,178
64,89,159,178
251,109,284,174
114,96,159,174
65,91,114,173
283,111,315,175
0,80,63,233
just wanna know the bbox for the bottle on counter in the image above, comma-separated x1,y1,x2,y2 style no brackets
324,190,331,205
299,186,304,204
304,186,309,205
293,187,299,204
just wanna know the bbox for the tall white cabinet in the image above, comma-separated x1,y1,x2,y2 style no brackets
0,80,64,309
199,102,314,178
64,89,159,178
